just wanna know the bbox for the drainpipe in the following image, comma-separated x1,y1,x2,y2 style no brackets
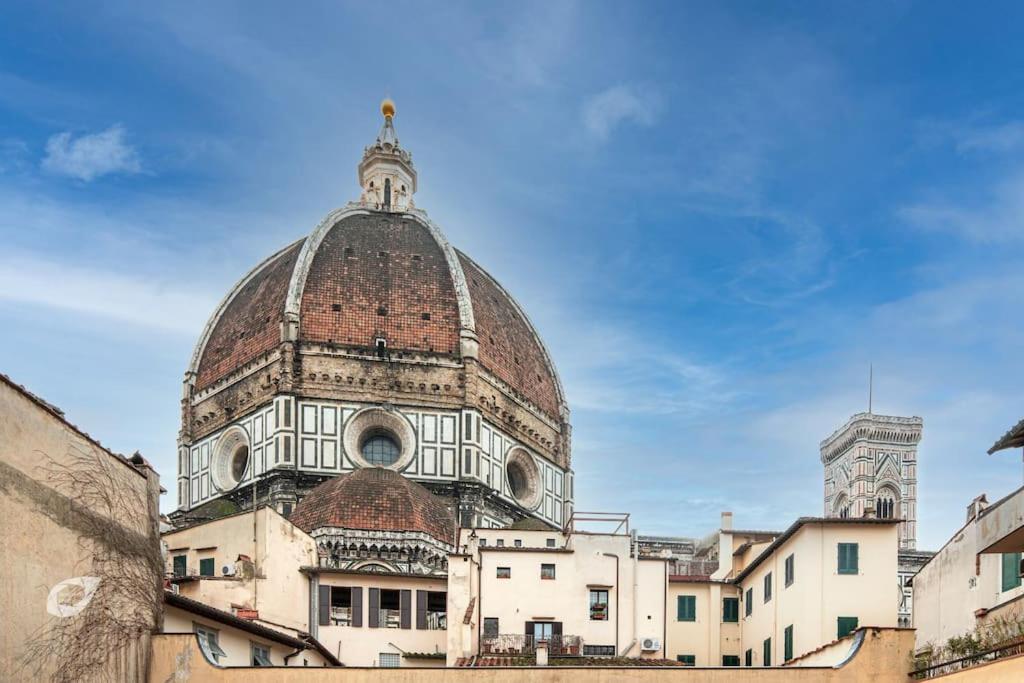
602,553,620,655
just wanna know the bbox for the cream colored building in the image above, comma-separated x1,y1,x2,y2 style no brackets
164,591,338,667
665,578,742,666
447,524,669,665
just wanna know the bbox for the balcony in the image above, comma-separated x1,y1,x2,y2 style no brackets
481,634,582,657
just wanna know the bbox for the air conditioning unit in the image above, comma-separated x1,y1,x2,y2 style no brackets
641,637,661,652
222,564,236,577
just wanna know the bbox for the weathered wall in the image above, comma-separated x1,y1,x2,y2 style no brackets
0,376,162,682
150,628,921,681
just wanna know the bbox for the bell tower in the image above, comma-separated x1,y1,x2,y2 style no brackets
358,99,417,212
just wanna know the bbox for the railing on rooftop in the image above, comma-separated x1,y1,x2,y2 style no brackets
910,637,1024,679
481,634,582,657
564,511,630,536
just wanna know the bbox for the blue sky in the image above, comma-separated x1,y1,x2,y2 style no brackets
2,1,1024,548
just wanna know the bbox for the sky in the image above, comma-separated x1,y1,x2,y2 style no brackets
2,1,1024,549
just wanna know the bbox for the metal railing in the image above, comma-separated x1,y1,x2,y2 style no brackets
910,637,1024,679
480,634,583,657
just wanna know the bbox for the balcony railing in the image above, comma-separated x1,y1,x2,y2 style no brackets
378,608,402,628
481,634,582,657
330,606,351,626
910,637,1024,679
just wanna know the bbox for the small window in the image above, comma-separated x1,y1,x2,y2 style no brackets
479,538,487,546
496,567,511,579
837,616,859,638
764,572,772,603
589,589,609,620
331,303,342,312
784,554,794,587
722,597,739,623
723,655,740,667
483,617,499,637
541,563,556,580
281,502,292,517
496,539,505,548
514,539,522,548
677,655,696,666
784,625,793,662
195,625,226,663
199,557,215,577
421,312,430,320
379,652,400,668
252,643,272,667
329,586,353,626
744,587,753,617
676,595,696,622
838,543,859,575
172,554,187,578
763,637,771,667
583,645,615,656
546,538,556,548
745,649,752,667
361,432,400,467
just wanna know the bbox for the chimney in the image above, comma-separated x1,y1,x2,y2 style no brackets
966,494,989,523
721,511,733,531
536,640,549,666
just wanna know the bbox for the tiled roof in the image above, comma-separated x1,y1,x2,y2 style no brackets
988,417,1024,454
289,467,456,544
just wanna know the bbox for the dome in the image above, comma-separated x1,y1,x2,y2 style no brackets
289,468,456,544
189,206,566,422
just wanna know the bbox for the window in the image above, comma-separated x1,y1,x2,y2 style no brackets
744,648,752,667
378,652,400,668
763,637,771,667
281,502,292,517
589,589,609,620
496,539,505,547
541,563,556,580
1001,553,1023,592
838,543,859,574
514,539,522,548
583,645,615,656
676,595,696,622
195,625,226,663
479,538,487,546
530,621,556,641
199,557,215,577
546,538,556,548
424,590,447,630
330,586,353,626
837,616,859,638
497,567,511,579
784,554,794,587
361,432,400,467
744,587,753,617
723,655,740,667
877,488,898,519
676,655,695,666
483,618,499,637
784,625,793,662
378,589,401,629
172,554,187,577
764,572,772,603
722,597,739,623
251,643,272,667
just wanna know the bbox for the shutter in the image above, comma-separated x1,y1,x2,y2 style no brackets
416,590,427,630
400,589,412,629
351,587,363,627
368,588,380,628
551,621,562,637
318,586,330,626
850,544,859,573
525,621,534,637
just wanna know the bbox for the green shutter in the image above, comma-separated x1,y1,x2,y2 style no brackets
677,595,696,621
763,637,771,666
745,587,753,616
199,557,215,577
676,655,695,666
723,655,741,666
838,543,859,574
1001,553,1022,592
784,625,793,662
723,597,739,622
172,555,187,577
745,649,752,666
838,616,859,638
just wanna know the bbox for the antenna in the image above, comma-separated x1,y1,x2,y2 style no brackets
868,364,874,414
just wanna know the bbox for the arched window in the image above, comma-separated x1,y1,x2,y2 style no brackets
877,487,899,519
834,494,850,519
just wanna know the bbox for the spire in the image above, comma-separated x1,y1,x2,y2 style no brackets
358,99,417,212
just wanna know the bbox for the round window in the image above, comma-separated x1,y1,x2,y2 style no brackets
361,431,401,467
230,445,249,482
508,461,529,499
504,447,542,510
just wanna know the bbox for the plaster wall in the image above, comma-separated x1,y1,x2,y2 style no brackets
665,581,742,666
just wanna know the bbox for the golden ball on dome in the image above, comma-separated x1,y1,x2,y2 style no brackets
381,99,396,118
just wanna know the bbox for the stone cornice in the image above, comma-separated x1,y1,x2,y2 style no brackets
820,413,923,464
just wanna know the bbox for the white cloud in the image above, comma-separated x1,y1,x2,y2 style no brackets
0,251,214,335
42,124,142,181
581,84,661,141
899,168,1024,243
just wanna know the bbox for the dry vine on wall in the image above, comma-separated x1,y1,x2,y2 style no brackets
17,442,163,683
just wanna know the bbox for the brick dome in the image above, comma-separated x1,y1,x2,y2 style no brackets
289,468,456,544
189,210,566,422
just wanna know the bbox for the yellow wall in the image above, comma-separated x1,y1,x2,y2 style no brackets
666,581,742,666
150,628,927,681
